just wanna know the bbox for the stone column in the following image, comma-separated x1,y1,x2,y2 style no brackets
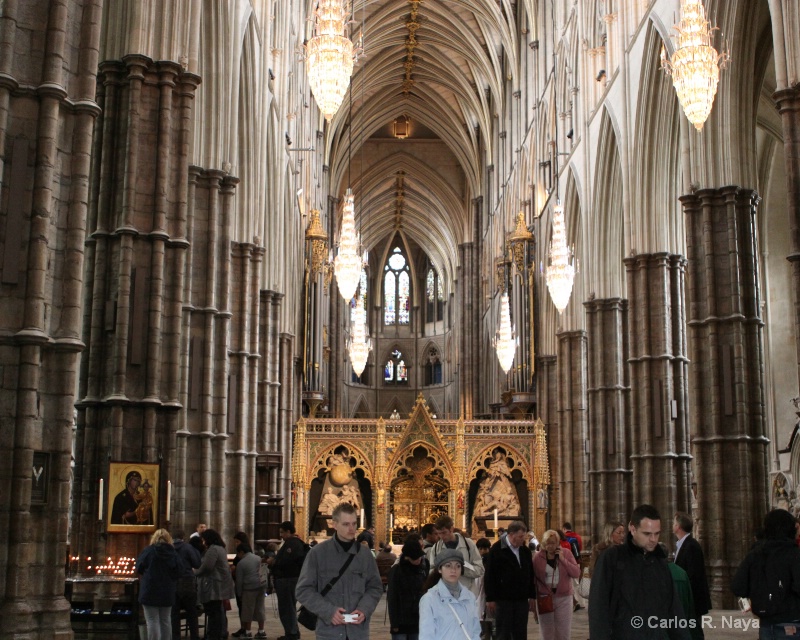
584,297,631,543
775,87,800,398
536,355,557,527
624,253,691,514
458,241,475,418
0,1,102,636
556,331,589,535
279,331,294,516
682,187,768,608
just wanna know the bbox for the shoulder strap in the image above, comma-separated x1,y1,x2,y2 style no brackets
446,601,473,640
320,550,356,597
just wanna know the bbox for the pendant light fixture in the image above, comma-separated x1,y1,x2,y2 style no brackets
348,280,372,377
494,133,517,374
660,0,729,131
545,200,575,314
306,0,356,121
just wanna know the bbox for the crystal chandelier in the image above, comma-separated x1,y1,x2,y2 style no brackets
494,291,517,374
660,0,729,131
306,0,355,121
333,189,362,301
545,201,575,313
348,293,372,377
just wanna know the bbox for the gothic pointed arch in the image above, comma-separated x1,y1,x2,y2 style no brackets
590,108,625,298
467,443,533,484
308,442,375,485
387,395,456,482
420,341,443,387
352,395,370,418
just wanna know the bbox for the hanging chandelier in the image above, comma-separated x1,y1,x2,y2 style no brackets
333,189,362,301
494,291,517,374
545,201,575,314
348,293,372,376
660,0,729,131
306,0,355,121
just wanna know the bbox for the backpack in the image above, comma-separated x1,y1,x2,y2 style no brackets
566,536,581,562
749,552,790,618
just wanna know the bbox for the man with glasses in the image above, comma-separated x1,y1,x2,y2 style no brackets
589,504,689,639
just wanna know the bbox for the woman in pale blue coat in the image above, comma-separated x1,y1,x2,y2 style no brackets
419,549,481,640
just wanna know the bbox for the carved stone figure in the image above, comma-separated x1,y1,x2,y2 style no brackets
318,487,341,515
473,449,521,517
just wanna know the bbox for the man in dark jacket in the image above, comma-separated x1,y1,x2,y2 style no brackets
172,530,202,640
589,504,690,640
673,511,711,637
484,520,536,640
387,538,428,639
732,508,800,638
267,521,308,640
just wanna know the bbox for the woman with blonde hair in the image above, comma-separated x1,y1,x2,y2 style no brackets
532,529,580,640
589,521,625,573
136,528,182,640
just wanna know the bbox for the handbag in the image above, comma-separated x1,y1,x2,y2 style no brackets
297,551,357,631
576,566,591,599
535,562,557,615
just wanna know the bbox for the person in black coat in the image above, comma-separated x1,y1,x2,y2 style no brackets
171,530,202,640
387,537,429,640
672,512,711,636
137,528,182,640
589,504,689,640
483,521,536,640
732,508,800,638
267,520,308,640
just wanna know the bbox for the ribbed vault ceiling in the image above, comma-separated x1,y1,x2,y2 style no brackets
322,0,520,279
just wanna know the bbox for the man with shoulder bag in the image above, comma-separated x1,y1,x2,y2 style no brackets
426,515,485,596
295,503,383,639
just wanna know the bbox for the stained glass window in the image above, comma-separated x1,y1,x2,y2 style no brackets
385,348,408,384
425,264,444,322
398,271,410,325
384,245,411,326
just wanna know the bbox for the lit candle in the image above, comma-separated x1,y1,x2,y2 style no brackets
493,508,498,530
98,479,104,521
390,514,393,529
462,514,466,529
166,480,171,521
360,508,365,528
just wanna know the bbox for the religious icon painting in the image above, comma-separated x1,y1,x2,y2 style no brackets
106,462,159,533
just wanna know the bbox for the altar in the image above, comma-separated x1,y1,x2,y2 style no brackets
292,394,550,544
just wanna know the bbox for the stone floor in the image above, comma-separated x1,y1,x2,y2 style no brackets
223,594,760,640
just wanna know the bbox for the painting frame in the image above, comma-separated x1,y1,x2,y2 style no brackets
106,461,159,533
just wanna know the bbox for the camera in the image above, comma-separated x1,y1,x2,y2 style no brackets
343,613,358,624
